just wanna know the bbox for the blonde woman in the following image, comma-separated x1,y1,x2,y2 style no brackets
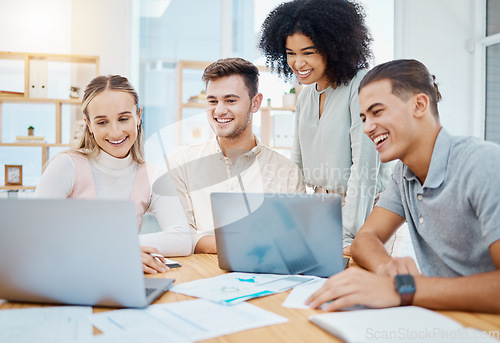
35,75,191,273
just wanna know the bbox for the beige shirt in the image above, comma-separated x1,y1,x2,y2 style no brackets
166,137,306,251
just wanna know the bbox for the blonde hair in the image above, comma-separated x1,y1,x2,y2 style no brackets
75,75,144,163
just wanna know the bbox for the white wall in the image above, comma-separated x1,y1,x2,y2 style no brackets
0,0,72,53
361,0,395,66
0,0,134,80
71,0,133,78
395,0,483,137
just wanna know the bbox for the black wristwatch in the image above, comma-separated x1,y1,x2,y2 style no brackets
394,274,416,306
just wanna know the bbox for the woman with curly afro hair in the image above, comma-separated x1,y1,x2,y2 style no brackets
259,0,392,255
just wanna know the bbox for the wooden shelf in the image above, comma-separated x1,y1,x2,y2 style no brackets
0,51,99,66
0,97,81,104
0,143,71,148
0,143,71,172
0,51,99,178
0,185,36,191
261,106,296,112
181,102,206,109
176,59,268,73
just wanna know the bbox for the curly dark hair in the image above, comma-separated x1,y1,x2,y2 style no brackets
259,0,372,86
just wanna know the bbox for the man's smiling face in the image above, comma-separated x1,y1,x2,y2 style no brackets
359,79,417,163
206,74,254,141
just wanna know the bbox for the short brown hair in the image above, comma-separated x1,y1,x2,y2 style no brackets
202,58,259,99
77,75,144,162
359,59,442,117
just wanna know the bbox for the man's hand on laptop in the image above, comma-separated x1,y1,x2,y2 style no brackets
140,246,170,274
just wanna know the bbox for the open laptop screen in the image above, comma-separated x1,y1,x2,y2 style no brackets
211,193,344,278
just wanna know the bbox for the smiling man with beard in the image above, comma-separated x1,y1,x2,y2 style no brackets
166,58,306,254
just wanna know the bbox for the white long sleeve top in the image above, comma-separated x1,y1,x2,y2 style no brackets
167,137,306,251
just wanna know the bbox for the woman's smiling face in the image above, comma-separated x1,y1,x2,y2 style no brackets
285,33,329,90
85,89,141,159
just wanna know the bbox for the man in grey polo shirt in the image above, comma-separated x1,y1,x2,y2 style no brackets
307,59,500,313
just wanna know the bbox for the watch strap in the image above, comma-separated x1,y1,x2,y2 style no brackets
399,290,414,306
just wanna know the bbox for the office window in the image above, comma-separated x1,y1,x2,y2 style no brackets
137,0,289,165
487,0,500,35
485,0,500,144
137,0,394,165
485,44,500,144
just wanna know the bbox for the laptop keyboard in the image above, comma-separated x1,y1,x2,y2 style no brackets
145,287,157,297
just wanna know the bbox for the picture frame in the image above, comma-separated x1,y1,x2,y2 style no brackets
5,165,23,186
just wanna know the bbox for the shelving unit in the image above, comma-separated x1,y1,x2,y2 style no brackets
175,60,296,147
0,97,81,144
259,105,295,147
0,51,99,189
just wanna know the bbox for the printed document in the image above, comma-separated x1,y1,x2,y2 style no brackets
89,299,287,341
282,277,325,309
0,306,92,343
171,272,315,304
81,329,191,343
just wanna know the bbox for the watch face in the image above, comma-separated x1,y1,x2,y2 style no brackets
395,274,416,294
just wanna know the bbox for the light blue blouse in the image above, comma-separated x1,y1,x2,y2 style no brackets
291,70,393,246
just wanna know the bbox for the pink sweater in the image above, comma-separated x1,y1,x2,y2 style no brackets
68,152,150,230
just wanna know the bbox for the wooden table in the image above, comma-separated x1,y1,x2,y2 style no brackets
2,254,500,342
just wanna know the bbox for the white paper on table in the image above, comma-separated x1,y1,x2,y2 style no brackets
80,328,192,343
171,272,315,304
0,306,93,343
89,299,288,342
282,277,326,309
309,306,500,343
88,308,167,334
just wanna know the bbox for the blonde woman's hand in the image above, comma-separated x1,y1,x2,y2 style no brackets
140,246,169,274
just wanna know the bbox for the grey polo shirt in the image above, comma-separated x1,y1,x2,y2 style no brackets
376,129,500,277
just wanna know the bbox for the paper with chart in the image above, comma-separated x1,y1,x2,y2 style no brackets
0,306,92,343
170,272,316,304
89,299,288,341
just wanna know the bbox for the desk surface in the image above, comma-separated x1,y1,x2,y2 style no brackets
2,254,500,342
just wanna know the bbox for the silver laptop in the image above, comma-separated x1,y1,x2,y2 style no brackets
211,193,346,278
0,198,173,308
